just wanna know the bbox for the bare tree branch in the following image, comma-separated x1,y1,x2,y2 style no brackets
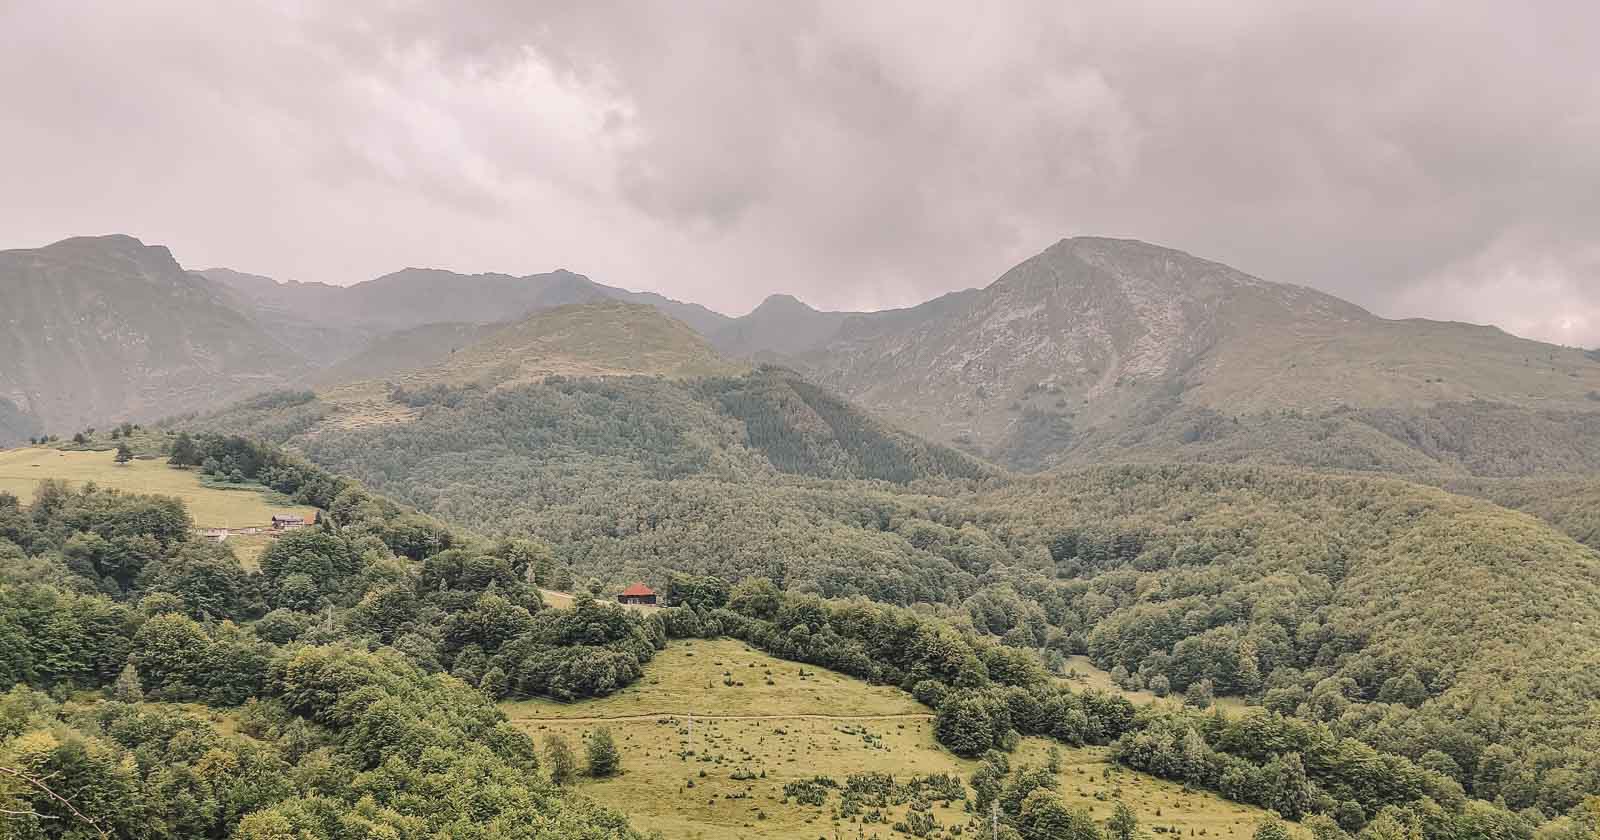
0,765,109,839
0,806,58,818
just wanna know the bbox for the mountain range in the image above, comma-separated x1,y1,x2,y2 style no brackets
10,232,1600,823
5,232,1600,476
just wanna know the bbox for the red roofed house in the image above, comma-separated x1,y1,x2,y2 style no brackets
617,582,657,606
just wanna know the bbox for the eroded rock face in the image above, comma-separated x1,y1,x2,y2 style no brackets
786,238,1315,466
791,237,1600,471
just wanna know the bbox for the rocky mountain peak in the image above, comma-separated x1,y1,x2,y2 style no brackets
19,234,181,280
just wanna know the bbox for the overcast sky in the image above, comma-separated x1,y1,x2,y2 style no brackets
3,1,1597,345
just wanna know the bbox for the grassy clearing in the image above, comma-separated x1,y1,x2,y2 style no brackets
0,446,317,529
539,589,576,609
505,639,923,721
1062,656,1256,714
504,640,1297,840
225,533,277,572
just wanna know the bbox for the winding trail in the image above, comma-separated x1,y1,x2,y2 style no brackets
511,712,934,725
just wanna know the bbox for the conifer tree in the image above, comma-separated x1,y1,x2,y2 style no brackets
112,663,144,703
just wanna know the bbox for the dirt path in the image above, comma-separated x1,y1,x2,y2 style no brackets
511,711,934,724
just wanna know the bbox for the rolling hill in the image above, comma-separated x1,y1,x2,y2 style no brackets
184,299,987,486
504,638,1296,840
305,321,497,388
243,301,753,438
392,300,745,386
0,235,307,443
172,361,1600,817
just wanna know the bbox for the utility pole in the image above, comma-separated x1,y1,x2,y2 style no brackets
991,800,1000,840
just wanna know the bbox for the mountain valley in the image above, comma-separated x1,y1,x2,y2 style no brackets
5,231,1600,840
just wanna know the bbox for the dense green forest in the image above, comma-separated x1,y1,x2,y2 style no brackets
968,468,1600,817
5,430,1597,837
0,436,653,837
1056,398,1600,477
165,376,1600,826
1432,475,1600,550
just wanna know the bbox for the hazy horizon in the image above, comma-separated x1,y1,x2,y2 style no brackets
7,229,1596,348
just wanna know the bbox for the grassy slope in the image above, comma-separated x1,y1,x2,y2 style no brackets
1061,655,1256,715
307,321,496,388
1064,397,1600,477
0,446,316,530
1074,348,1600,478
505,639,1294,840
259,301,752,436
389,300,745,387
1190,304,1600,415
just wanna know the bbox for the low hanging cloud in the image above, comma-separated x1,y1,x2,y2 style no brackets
1,1,1596,345
1391,230,1600,348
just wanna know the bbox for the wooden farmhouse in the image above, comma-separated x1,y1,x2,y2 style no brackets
617,582,657,606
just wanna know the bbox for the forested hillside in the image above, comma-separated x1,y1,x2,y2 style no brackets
966,467,1600,816
0,436,657,838
2,434,1576,840
170,368,1600,823
276,367,992,492
1431,475,1600,550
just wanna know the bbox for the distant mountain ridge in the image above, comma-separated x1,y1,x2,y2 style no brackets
0,233,739,444
203,264,731,336
707,294,853,358
8,232,1600,479
0,235,307,441
307,321,496,388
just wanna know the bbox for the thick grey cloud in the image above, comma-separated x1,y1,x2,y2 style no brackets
2,1,1596,344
